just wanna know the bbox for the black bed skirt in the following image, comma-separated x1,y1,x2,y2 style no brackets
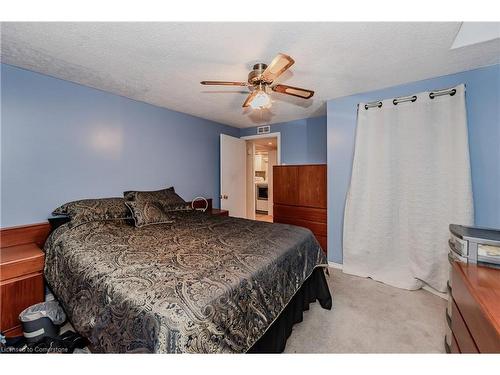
248,267,332,353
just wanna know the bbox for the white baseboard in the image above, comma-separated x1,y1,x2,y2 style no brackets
328,261,343,270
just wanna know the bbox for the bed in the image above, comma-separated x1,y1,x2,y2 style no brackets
43,210,331,353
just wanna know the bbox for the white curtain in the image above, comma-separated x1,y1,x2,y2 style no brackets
343,84,473,292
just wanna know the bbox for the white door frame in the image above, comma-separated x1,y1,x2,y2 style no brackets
240,132,281,165
245,141,256,220
241,132,280,220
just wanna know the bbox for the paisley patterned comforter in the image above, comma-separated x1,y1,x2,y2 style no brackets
44,211,328,353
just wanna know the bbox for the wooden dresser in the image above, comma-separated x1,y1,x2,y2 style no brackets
1,223,49,337
449,261,500,353
273,164,327,254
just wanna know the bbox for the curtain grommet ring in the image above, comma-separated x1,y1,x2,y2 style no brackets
429,89,456,99
364,101,383,110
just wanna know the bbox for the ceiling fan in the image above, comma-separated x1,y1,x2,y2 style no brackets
200,53,314,110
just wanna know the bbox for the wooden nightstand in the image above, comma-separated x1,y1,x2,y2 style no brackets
210,208,229,216
1,243,45,337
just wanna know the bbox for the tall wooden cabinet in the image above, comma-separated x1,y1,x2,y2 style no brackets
273,164,327,254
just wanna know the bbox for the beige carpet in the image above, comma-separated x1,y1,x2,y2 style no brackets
284,267,447,353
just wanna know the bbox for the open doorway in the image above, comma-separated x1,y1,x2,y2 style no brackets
219,133,280,220
242,134,280,223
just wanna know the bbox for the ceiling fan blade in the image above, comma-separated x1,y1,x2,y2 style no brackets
200,80,248,86
260,53,295,83
272,84,314,99
242,91,259,108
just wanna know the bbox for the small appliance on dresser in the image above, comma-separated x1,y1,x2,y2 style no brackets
448,224,500,267
445,224,500,353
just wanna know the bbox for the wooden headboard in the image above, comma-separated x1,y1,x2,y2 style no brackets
0,198,213,248
0,223,51,248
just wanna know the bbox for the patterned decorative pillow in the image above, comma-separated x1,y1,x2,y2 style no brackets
52,197,132,225
123,187,191,227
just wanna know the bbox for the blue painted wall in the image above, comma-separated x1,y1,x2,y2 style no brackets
239,116,327,165
1,64,239,227
327,64,500,263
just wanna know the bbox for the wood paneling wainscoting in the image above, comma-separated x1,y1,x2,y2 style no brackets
273,164,327,255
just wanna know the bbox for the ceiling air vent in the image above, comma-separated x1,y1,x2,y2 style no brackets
257,125,270,135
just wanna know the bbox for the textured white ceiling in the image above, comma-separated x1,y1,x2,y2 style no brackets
1,22,499,128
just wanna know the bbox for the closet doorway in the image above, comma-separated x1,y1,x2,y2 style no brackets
241,133,280,223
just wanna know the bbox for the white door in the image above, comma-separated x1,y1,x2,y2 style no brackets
220,134,247,218
267,149,277,217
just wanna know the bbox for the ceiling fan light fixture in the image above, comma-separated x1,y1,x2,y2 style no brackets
200,53,314,111
249,90,271,109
